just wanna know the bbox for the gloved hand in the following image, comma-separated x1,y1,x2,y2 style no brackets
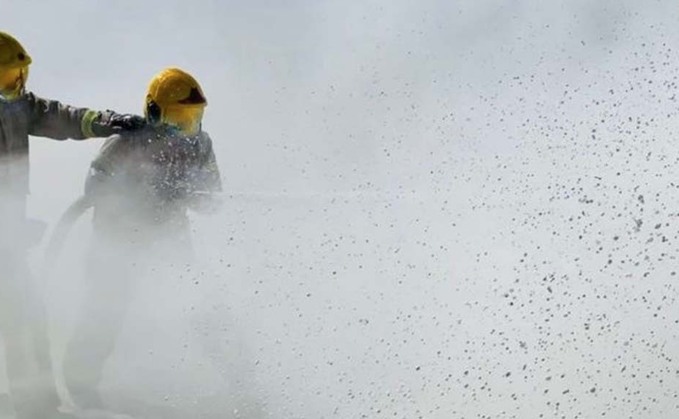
109,113,146,131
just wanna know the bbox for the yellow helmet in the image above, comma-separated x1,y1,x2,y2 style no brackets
0,32,31,70
0,32,31,99
145,67,207,136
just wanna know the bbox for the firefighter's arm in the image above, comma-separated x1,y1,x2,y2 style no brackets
27,93,145,140
188,134,223,213
200,137,223,193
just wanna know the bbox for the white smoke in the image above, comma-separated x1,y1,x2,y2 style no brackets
3,0,679,417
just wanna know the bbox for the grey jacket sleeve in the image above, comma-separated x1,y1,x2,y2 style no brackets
26,93,121,140
186,133,222,213
199,134,222,192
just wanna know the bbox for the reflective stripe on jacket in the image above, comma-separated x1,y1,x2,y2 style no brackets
0,92,120,195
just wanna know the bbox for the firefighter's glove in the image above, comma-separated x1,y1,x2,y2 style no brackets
109,114,146,131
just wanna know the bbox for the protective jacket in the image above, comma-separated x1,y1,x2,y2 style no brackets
0,92,123,196
84,125,222,234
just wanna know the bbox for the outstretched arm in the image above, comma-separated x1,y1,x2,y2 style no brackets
27,93,145,140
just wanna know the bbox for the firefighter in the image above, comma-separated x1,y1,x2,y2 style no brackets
60,67,222,413
0,31,145,419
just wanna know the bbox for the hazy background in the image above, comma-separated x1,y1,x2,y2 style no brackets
3,0,679,417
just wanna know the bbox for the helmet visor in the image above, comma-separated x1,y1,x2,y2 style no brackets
0,66,28,99
162,104,205,136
